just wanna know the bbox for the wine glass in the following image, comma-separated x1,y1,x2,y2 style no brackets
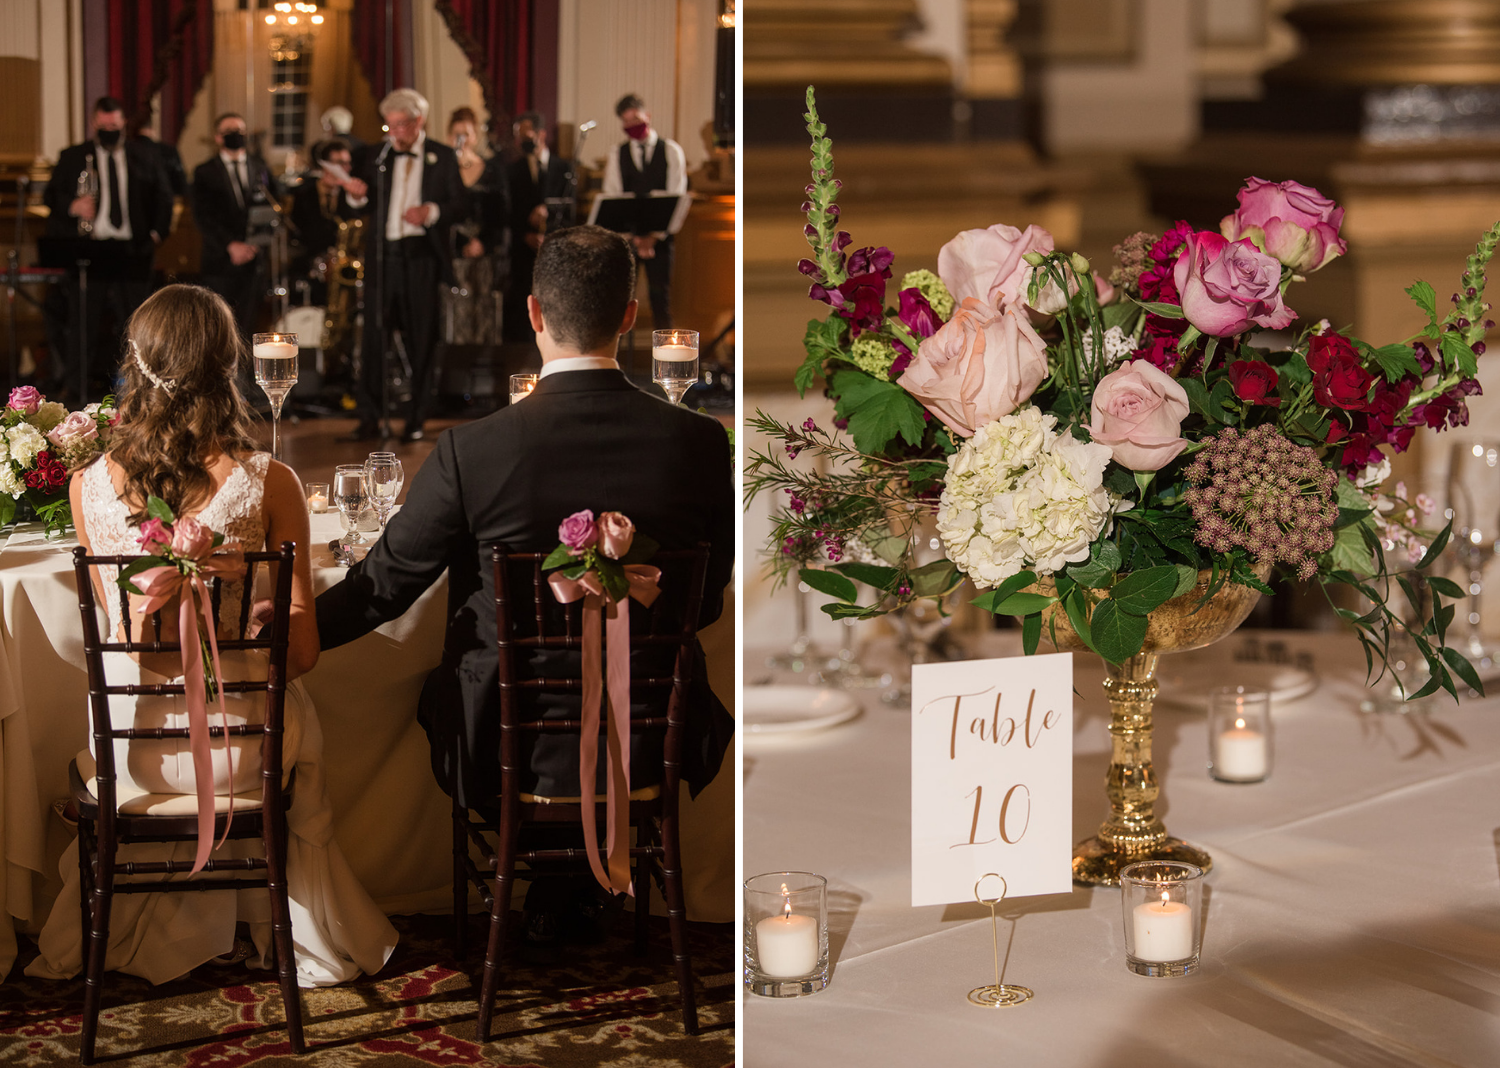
252,331,298,461
1444,439,1500,673
363,451,404,531
332,464,368,558
509,373,538,406
652,328,699,404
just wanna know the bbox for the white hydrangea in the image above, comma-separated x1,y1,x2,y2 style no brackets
0,465,23,497
27,401,67,433
1081,326,1135,368
0,435,11,465
6,423,44,466
937,406,1119,587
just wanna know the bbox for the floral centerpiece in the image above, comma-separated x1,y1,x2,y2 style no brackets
0,386,117,534
748,88,1496,702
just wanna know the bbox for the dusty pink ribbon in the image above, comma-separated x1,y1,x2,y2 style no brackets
132,549,244,874
548,564,661,895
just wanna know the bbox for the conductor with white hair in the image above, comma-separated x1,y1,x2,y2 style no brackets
344,87,465,442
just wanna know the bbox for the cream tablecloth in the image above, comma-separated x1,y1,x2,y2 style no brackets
0,512,734,980
743,630,1500,1066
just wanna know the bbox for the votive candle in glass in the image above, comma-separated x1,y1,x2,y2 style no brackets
1208,686,1272,783
744,871,828,997
305,481,329,514
1120,860,1203,977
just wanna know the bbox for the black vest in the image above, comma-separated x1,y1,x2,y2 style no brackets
618,139,668,198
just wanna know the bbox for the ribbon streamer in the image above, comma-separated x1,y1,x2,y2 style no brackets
131,549,243,874
548,564,661,895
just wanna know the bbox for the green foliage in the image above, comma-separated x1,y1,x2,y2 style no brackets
828,369,927,455
796,316,848,396
798,567,858,603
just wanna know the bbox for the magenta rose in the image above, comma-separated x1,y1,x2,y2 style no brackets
1221,177,1347,274
137,518,172,555
8,386,41,414
1086,360,1191,472
896,298,1048,437
46,410,99,449
558,509,598,554
598,511,635,560
169,517,215,561
1173,231,1296,338
1227,360,1282,408
1305,334,1375,411
936,223,1054,309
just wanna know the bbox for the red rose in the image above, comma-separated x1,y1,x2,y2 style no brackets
1227,359,1281,407
1306,334,1374,411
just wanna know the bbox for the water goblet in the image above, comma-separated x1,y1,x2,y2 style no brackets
332,464,368,559
363,451,404,532
252,332,298,461
652,329,699,404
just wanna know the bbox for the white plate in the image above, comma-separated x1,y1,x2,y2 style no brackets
1156,657,1318,710
743,685,862,734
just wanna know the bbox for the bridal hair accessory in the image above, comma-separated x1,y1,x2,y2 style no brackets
129,338,176,395
543,509,662,895
119,497,243,873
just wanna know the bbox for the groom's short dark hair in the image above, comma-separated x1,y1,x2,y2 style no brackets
532,225,636,351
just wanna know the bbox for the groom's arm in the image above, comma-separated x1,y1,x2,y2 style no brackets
315,432,466,649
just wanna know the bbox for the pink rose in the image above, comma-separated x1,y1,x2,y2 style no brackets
1173,231,1296,338
558,509,598,554
169,517,215,561
8,386,41,414
1086,360,1191,471
137,518,172,555
896,297,1048,437
46,410,99,449
936,223,1054,309
598,511,635,560
1221,177,1346,274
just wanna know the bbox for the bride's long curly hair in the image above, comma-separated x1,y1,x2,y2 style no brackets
108,285,258,523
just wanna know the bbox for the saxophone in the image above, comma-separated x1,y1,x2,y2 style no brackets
75,155,97,236
322,215,365,361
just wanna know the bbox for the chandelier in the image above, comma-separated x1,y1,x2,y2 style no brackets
265,2,322,63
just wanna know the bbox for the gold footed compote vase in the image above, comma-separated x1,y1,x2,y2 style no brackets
1040,569,1266,886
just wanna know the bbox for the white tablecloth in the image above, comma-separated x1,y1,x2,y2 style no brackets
0,512,734,979
743,630,1500,1066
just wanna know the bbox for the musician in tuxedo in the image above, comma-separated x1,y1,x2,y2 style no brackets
600,93,688,330
42,96,173,400
503,111,567,345
288,139,362,300
191,112,274,339
343,88,465,442
314,223,734,834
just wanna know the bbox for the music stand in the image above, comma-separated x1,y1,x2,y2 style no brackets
37,236,142,402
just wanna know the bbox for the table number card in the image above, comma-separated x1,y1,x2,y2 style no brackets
910,653,1073,906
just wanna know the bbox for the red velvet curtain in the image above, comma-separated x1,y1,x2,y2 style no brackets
352,0,414,103
435,0,534,129
97,0,213,144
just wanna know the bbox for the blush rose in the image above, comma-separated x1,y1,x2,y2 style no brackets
1173,231,1296,338
1086,360,1191,471
169,517,215,561
1221,177,1347,274
896,298,1049,438
936,223,1054,309
597,511,635,560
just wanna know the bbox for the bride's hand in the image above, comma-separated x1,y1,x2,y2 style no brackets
248,598,275,637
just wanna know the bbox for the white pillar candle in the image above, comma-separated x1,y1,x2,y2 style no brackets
652,343,697,361
1131,894,1194,962
1215,718,1268,781
253,341,298,361
307,492,328,513
755,913,819,977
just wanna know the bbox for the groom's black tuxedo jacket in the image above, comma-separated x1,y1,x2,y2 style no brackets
315,368,735,808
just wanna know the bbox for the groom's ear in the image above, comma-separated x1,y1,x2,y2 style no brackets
527,295,545,335
617,299,638,336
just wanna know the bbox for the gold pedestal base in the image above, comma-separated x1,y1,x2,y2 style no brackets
1071,834,1213,887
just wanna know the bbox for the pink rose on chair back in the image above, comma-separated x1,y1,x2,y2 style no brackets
598,511,635,560
1221,177,1346,274
169,517,216,561
558,509,598,554
137,518,172,554
8,386,40,414
896,298,1048,437
1173,231,1296,338
937,223,1054,309
1086,360,1191,471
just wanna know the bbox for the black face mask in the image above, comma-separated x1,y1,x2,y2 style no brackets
96,129,121,149
519,138,536,156
221,131,246,151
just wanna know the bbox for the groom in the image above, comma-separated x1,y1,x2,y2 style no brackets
314,224,734,816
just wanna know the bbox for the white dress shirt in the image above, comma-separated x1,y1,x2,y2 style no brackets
539,356,620,379
90,142,132,241
385,132,440,239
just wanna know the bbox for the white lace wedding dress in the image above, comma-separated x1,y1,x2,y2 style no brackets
25,453,398,987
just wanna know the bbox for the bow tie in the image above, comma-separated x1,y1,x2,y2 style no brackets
392,150,415,158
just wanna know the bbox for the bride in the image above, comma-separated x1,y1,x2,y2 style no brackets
26,284,397,987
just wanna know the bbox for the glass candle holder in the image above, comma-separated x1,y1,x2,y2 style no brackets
744,871,828,997
1120,860,1204,977
509,373,538,406
1208,686,1273,783
305,481,329,514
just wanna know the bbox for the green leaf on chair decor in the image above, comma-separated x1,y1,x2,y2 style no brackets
145,496,174,523
1090,599,1149,664
541,544,578,570
798,567,859,603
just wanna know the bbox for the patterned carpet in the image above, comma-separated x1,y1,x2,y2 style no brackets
0,913,735,1066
